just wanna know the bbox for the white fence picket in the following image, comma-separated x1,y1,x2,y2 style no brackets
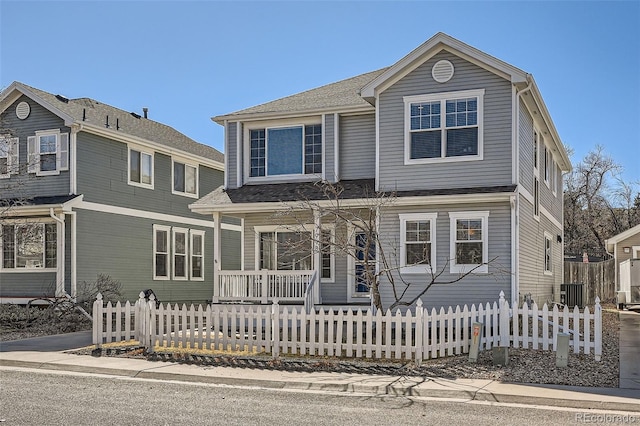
93,292,603,363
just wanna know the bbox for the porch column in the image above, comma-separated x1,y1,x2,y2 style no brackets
212,211,222,303
313,209,321,304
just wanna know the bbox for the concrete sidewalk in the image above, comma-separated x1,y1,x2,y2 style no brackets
619,311,640,390
1,350,639,413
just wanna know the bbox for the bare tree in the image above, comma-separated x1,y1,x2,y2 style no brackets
564,145,640,258
274,181,503,311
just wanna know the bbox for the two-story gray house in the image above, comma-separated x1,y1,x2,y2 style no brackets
0,82,240,304
191,33,571,311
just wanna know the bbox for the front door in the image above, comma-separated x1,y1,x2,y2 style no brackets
353,231,376,297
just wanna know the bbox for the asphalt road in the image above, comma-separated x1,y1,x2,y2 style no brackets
0,368,609,426
0,331,92,352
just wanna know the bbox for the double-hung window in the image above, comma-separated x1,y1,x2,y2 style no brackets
153,225,204,281
27,130,69,176
404,89,484,164
544,233,553,274
249,124,322,179
1,222,57,270
173,160,198,197
0,136,19,178
399,213,437,273
533,131,540,220
449,211,489,274
129,147,153,187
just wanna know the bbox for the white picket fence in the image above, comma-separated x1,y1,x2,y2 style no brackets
93,292,602,361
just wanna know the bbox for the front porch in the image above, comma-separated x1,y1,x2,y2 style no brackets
214,269,319,307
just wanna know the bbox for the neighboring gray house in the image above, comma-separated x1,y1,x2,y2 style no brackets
191,33,571,310
606,224,640,303
0,82,240,304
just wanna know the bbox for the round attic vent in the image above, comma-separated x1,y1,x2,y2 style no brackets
16,101,30,120
432,60,454,83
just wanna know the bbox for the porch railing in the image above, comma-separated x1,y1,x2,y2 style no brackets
215,269,315,303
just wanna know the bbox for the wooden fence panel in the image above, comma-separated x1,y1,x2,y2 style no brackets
564,259,616,305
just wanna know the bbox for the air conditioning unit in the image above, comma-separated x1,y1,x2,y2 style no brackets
560,283,584,309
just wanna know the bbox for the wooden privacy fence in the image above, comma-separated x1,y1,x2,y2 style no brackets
93,292,602,362
564,259,616,305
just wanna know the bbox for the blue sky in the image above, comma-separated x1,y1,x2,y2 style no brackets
1,1,638,187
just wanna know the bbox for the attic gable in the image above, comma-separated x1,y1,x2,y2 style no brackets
360,32,528,101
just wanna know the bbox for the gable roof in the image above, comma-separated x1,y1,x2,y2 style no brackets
0,82,224,169
212,68,387,124
606,224,640,251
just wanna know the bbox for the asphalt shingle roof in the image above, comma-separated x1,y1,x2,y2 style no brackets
213,68,389,122
191,180,516,210
16,83,224,164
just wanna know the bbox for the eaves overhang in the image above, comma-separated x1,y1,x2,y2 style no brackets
1,194,84,217
212,104,375,126
190,189,515,216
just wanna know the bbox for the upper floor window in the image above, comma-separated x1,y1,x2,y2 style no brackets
0,136,18,179
26,130,69,176
2,222,57,270
533,131,539,174
249,124,322,178
404,89,484,164
448,211,489,274
544,232,553,275
129,147,153,188
399,213,437,274
173,160,198,197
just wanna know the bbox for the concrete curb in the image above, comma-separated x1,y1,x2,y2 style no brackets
2,354,639,413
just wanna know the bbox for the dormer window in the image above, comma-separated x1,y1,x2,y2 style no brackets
248,124,322,179
404,89,484,164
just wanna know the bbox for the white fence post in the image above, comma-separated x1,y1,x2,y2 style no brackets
415,299,423,365
272,299,280,359
261,269,269,304
498,291,510,347
148,294,156,353
594,297,602,361
93,293,103,347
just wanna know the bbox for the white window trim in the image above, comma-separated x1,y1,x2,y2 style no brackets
1,220,57,271
544,232,553,275
253,224,334,281
346,222,374,301
171,158,199,198
32,129,68,176
0,136,18,179
172,227,189,281
632,246,640,259
399,213,437,274
153,224,171,280
533,130,540,178
448,211,489,274
243,117,322,184
533,176,540,222
551,159,558,197
128,145,154,189
190,229,205,281
403,88,484,165
544,146,551,187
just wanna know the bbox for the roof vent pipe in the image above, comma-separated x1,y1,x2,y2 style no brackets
142,107,148,119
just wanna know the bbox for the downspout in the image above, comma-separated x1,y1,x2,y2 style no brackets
512,81,532,307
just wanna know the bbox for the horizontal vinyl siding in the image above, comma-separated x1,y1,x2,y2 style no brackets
324,114,335,182
227,122,238,189
339,114,375,180
0,95,70,197
75,209,214,304
519,99,535,195
0,272,57,297
377,201,512,311
518,194,562,306
378,51,513,191
76,132,223,219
